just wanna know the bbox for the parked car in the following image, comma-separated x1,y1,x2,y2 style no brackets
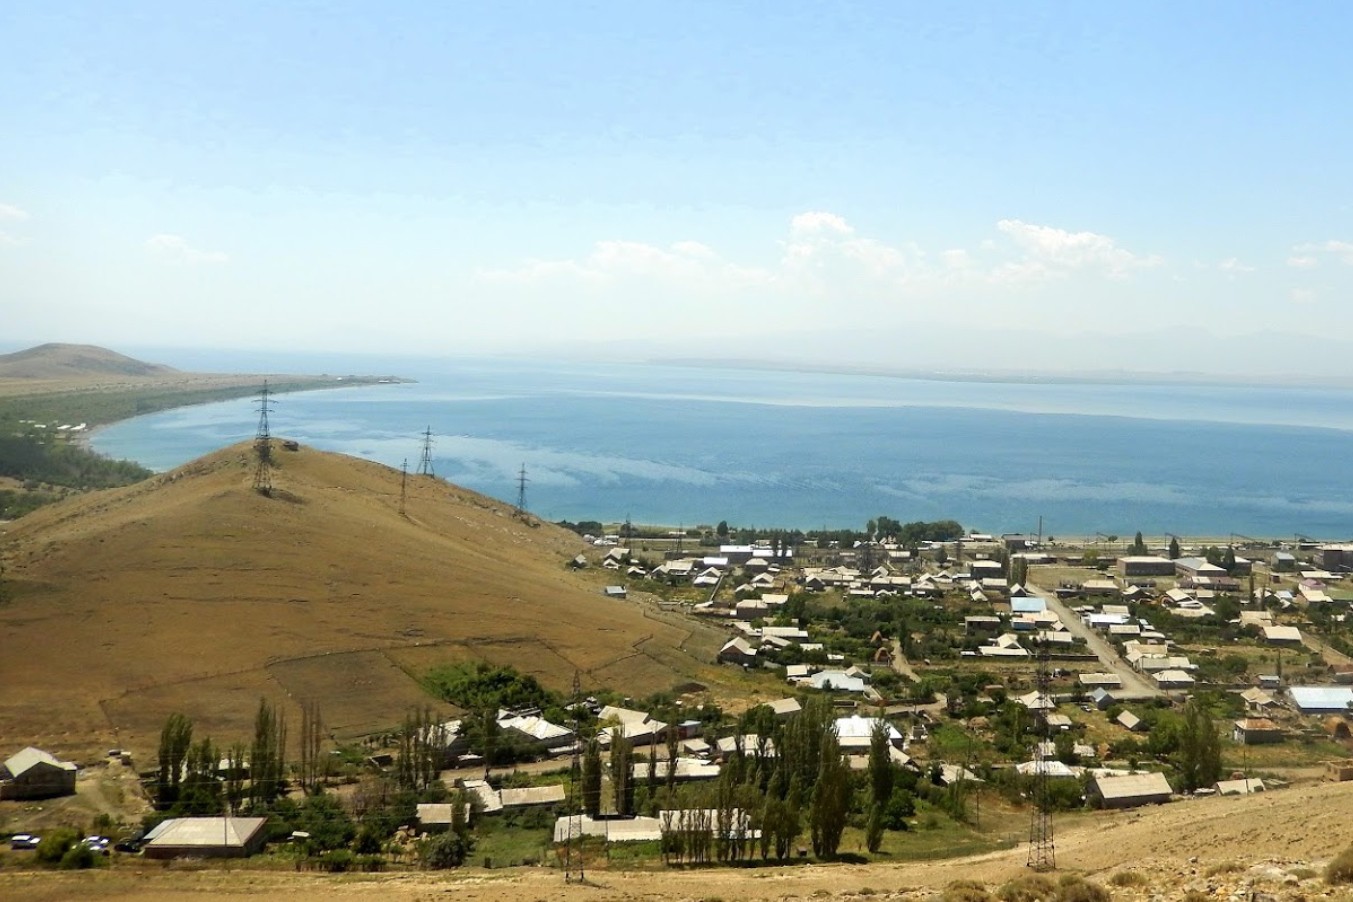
9,833,40,850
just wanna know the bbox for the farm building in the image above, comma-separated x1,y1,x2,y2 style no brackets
1089,772,1173,809
142,817,269,859
1215,778,1266,796
0,747,77,800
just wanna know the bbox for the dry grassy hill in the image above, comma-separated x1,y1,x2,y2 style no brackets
0,442,721,763
0,343,175,381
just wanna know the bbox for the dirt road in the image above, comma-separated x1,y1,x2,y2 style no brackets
1029,581,1161,699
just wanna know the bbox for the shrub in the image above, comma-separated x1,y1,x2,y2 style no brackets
356,854,386,872
998,874,1058,902
34,829,80,865
319,849,354,873
944,879,993,902
1055,875,1109,902
421,831,473,870
1108,872,1148,888
1328,845,1353,885
59,845,100,870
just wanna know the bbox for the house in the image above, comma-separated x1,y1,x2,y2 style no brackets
1272,551,1297,572
1010,596,1047,615
1090,687,1116,710
763,697,802,719
1014,690,1055,711
1152,669,1196,690
1116,711,1144,732
417,801,476,830
1089,772,1173,809
1174,557,1227,580
638,757,721,782
603,585,628,598
1215,777,1266,796
1078,673,1123,689
1262,625,1303,646
597,706,668,746
497,713,575,754
1289,686,1353,714
807,669,871,695
1238,687,1277,712
1118,556,1175,578
717,636,759,667
833,715,904,753
500,785,567,809
143,817,269,859
715,734,778,759
0,747,77,800
1232,718,1284,745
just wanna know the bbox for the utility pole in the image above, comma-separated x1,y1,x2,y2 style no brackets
1027,637,1055,871
516,463,528,515
417,427,435,477
565,670,584,884
399,458,408,516
252,380,275,496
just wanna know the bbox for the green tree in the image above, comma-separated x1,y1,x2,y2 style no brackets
156,713,194,810
249,698,287,809
1177,699,1222,791
716,520,729,538
1168,536,1181,560
1222,546,1237,573
808,726,849,858
867,720,894,806
1129,531,1148,555
581,738,603,817
610,728,634,817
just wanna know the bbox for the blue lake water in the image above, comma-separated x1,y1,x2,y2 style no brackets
90,359,1353,538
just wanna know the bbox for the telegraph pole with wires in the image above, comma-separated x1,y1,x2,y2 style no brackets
1027,636,1056,871
399,458,408,516
417,426,435,477
252,381,276,495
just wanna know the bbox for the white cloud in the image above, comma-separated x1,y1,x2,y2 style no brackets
1217,257,1255,277
994,219,1161,280
789,211,854,235
1290,287,1316,304
146,233,229,264
477,237,769,289
1290,240,1353,267
0,202,30,246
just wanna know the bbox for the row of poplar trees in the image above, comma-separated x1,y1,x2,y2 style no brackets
154,698,307,813
574,697,904,862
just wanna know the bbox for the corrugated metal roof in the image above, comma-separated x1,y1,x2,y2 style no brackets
1093,771,1172,800
146,817,267,848
1290,686,1353,712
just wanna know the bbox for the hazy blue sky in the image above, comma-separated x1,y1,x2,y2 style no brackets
3,2,1351,370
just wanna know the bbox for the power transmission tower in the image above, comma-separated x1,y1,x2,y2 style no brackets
515,463,528,514
1027,637,1055,871
417,426,435,477
565,670,585,883
252,380,276,495
399,458,408,516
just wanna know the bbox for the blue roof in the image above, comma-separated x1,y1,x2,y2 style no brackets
1011,597,1047,614
1289,686,1353,712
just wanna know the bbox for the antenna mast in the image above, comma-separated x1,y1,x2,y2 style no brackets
252,380,276,495
1027,636,1056,871
417,426,435,477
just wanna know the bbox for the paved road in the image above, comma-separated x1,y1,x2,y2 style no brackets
1029,580,1161,699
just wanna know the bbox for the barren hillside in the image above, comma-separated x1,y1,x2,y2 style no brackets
0,343,176,381
0,442,718,762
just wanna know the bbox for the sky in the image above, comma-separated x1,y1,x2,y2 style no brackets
2,2,1352,374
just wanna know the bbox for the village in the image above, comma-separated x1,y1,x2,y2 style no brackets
4,524,1353,875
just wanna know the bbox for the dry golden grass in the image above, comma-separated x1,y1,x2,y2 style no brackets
0,442,721,762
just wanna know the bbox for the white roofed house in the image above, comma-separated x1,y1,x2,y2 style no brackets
497,712,575,755
143,817,269,859
718,636,759,668
597,705,668,746
1262,624,1303,646
1089,772,1173,809
0,747,77,800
